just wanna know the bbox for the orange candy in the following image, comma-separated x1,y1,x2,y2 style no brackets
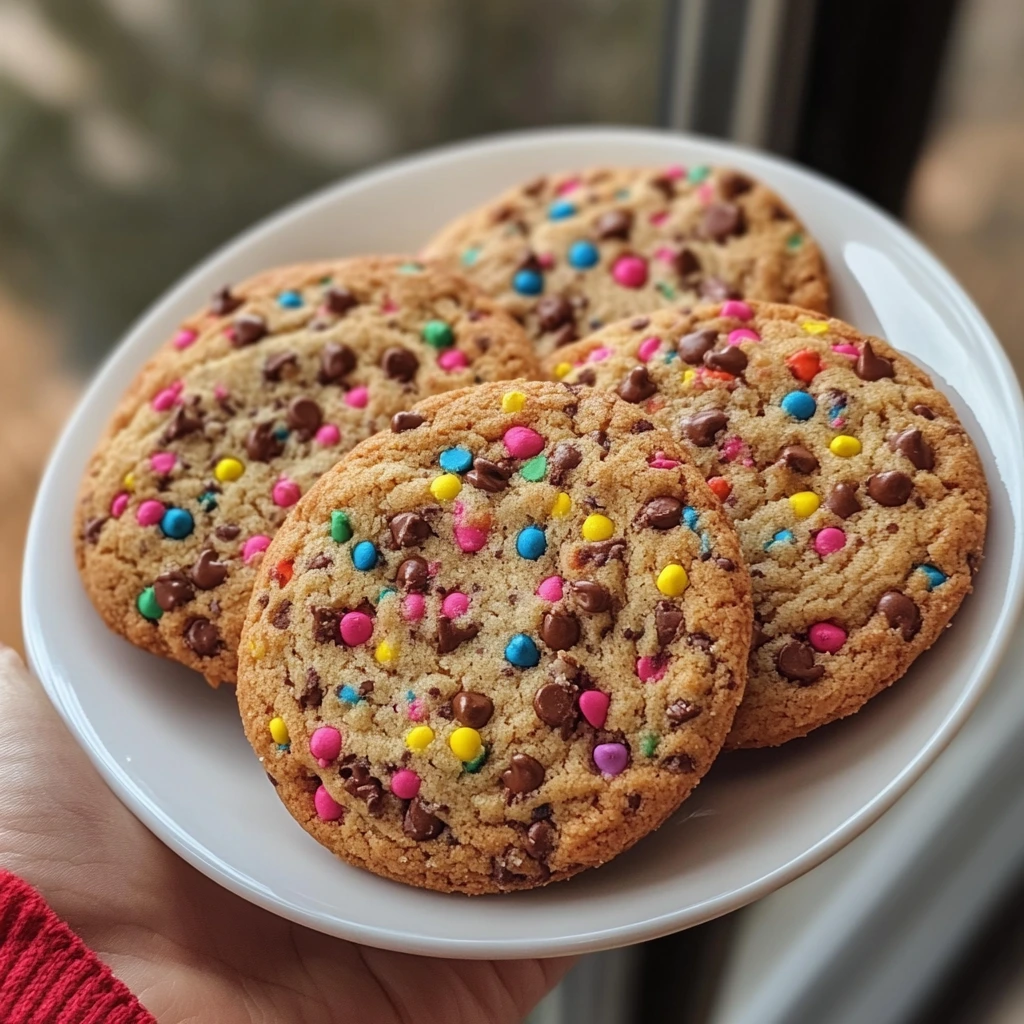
708,476,732,501
786,349,821,383
272,559,294,586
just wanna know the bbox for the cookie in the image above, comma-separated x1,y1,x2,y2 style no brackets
75,257,540,686
548,302,988,748
236,381,752,893
422,165,829,358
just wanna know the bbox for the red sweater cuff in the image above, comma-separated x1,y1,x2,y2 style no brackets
0,870,154,1023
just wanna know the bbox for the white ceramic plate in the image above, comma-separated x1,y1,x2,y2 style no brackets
23,128,1024,959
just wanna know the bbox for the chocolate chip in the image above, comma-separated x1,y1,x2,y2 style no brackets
502,754,545,795
452,691,494,728
533,681,578,727
780,444,819,474
867,471,913,507
630,317,650,330
161,405,202,443
548,443,582,486
285,396,322,439
245,422,284,462
632,420,654,434
190,549,228,589
719,171,753,199
877,591,921,640
575,540,626,568
319,341,356,382
389,511,432,547
311,607,340,644
752,622,769,649
650,174,675,199
339,759,384,815
662,754,696,773
396,556,428,591
776,642,824,684
576,368,597,386
466,458,513,492
674,247,700,278
678,329,718,364
655,601,684,646
891,428,934,471
912,404,935,420
403,799,444,840
84,517,106,544
324,286,357,316
437,618,480,654
551,323,579,348
271,601,291,630
214,524,240,541
595,209,633,239
210,285,242,315
536,294,574,332
263,350,297,382
826,482,862,519
617,366,657,404
666,699,701,726
232,314,267,347
643,496,683,529
183,617,221,657
716,557,735,571
307,552,332,570
153,571,194,611
541,611,580,651
681,409,727,447
571,580,612,612
382,346,419,382
391,411,424,432
704,345,747,374
701,202,746,242
525,820,556,860
299,667,322,710
854,342,895,382
699,277,738,302
627,793,642,811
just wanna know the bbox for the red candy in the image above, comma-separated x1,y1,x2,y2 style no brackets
708,477,732,501
787,349,822,383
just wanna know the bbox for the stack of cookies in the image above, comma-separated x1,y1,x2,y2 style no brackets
75,164,988,895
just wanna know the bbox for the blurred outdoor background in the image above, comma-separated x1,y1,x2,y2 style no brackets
1,1,1022,1021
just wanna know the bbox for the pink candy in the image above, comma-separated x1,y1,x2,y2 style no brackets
110,492,129,518
503,426,544,459
340,611,373,646
696,183,715,204
309,726,342,766
314,785,344,822
721,300,753,321
407,699,427,721
587,346,612,363
832,343,859,358
649,210,668,226
637,336,662,362
636,656,667,682
402,593,425,622
441,592,469,618
345,386,369,409
727,328,760,345
390,769,421,800
242,535,271,563
664,164,684,180
555,176,580,195
809,622,847,654
149,452,176,475
316,424,340,446
649,451,679,469
593,742,628,777
535,576,564,602
813,527,846,556
151,380,183,412
272,478,300,508
579,690,610,729
136,499,165,526
537,252,555,269
438,349,468,372
173,328,198,350
454,525,488,552
213,384,229,401
611,255,649,289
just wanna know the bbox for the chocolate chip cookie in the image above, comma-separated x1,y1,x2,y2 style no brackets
422,166,830,358
236,382,752,893
548,302,987,748
75,257,539,686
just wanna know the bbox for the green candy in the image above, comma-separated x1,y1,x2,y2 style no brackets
330,510,352,543
786,232,804,250
640,733,660,758
687,165,710,183
398,261,423,274
422,319,454,349
137,586,162,621
520,455,547,482
464,747,488,774
461,247,481,267
655,281,677,300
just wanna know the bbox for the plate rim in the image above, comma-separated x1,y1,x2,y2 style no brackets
23,124,1024,958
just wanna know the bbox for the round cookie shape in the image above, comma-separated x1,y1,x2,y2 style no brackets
422,166,830,358
549,302,988,748
75,257,540,686
236,382,752,894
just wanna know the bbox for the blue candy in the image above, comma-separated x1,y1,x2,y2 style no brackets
337,685,361,704
351,540,378,571
513,269,544,295
505,634,540,667
516,525,547,560
439,447,473,474
277,289,303,308
764,529,794,550
568,240,599,269
917,564,948,590
548,199,577,220
160,507,194,539
682,506,700,531
781,390,817,421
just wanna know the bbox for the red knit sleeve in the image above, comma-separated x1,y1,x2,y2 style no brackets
0,870,155,1023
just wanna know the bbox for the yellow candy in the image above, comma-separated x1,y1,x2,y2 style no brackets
430,473,462,501
551,492,572,518
375,640,397,663
449,726,484,762
789,491,821,518
682,369,697,387
406,725,435,751
656,564,689,597
268,717,289,745
214,457,244,483
802,320,829,335
123,472,135,492
502,390,527,412
582,513,614,542
553,362,572,380
829,435,862,458
248,638,266,660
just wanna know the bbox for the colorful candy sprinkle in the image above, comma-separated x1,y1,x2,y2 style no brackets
454,525,488,552
535,576,564,602
637,656,668,682
345,386,369,408
314,785,343,821
829,435,861,457
809,622,847,653
917,564,948,590
390,769,421,800
422,320,454,348
375,639,398,663
110,492,129,518
269,717,290,744
438,349,468,372
340,611,373,646
136,499,165,527
721,300,753,320
160,507,194,539
173,328,198,350
449,727,484,762
520,455,547,481
402,593,426,621
611,255,648,289
727,328,759,345
579,689,609,728
516,525,547,560
338,685,361,704
637,336,661,361
137,587,162,620
814,527,846,555
430,473,462,501
214,457,244,483
309,725,342,765
549,199,577,220
786,350,821,383
406,725,434,751
513,269,543,295
656,564,689,596
439,447,473,474
330,510,352,543
582,514,614,542
551,492,572,517
351,541,378,570
593,742,628,777
789,492,821,518
781,391,817,420
505,634,540,667
150,452,176,475
272,478,300,508
242,535,271,563
278,289,303,308
503,426,545,459
441,592,469,618
501,391,527,413
568,240,599,268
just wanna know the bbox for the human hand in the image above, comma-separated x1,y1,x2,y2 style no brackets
0,647,572,1023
